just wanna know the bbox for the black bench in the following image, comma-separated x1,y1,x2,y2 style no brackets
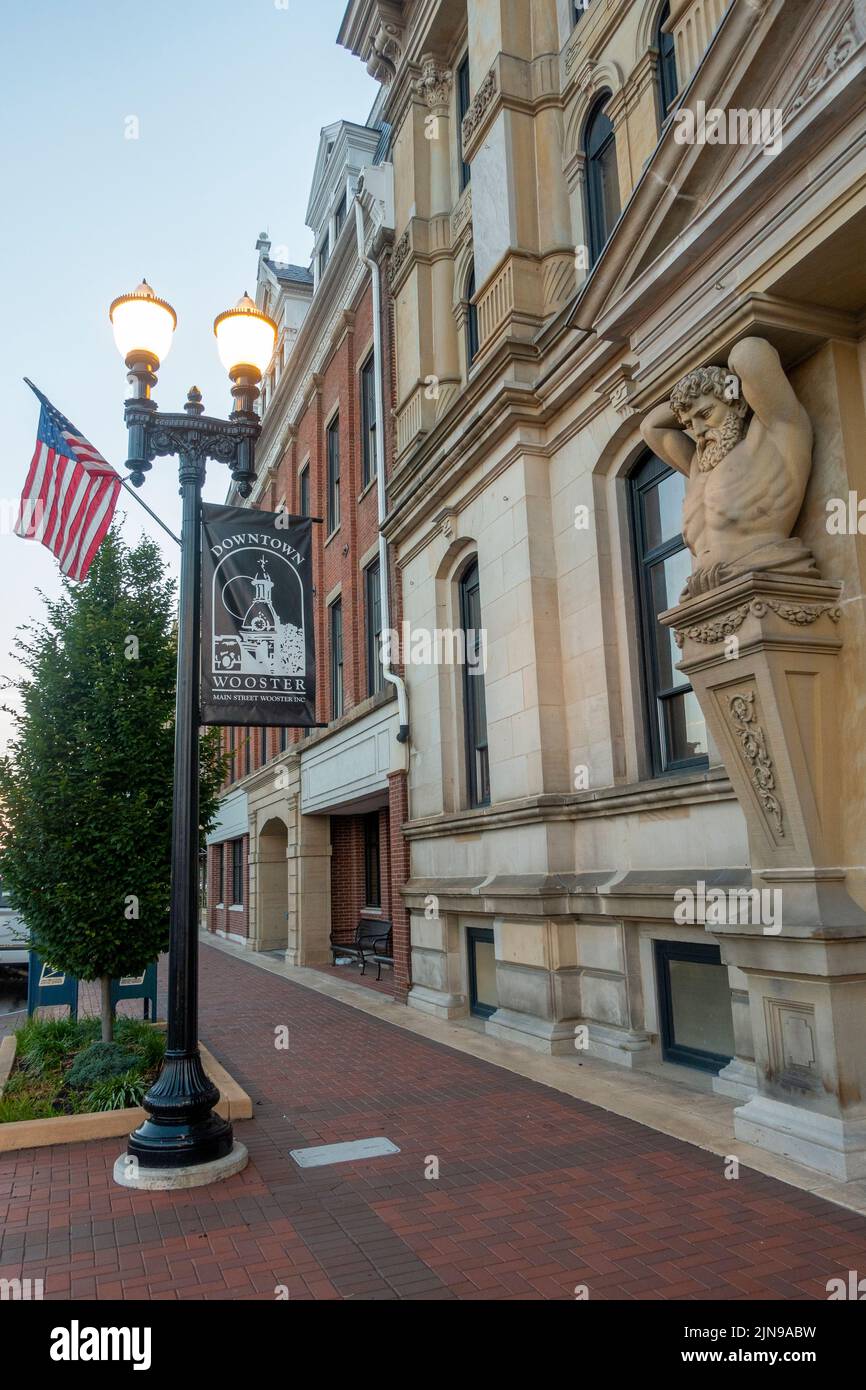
330,919,393,978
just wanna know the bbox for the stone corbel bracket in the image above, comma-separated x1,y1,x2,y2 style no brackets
659,571,845,890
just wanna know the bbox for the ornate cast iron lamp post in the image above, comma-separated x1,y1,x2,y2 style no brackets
109,282,276,1178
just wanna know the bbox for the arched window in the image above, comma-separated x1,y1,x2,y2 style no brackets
465,264,479,367
630,452,707,774
656,2,678,122
459,558,489,806
584,95,621,266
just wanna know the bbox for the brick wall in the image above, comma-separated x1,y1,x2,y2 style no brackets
387,771,412,1002
215,255,402,799
330,800,401,968
206,834,249,939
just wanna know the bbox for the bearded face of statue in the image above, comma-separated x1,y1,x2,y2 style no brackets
675,391,747,473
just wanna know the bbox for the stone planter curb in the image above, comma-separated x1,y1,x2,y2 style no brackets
0,1032,252,1152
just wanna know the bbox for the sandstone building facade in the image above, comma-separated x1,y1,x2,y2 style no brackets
336,0,866,1180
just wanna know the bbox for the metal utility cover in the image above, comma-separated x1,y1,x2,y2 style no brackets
289,1137,400,1168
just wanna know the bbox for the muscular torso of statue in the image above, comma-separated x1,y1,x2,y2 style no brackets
682,416,811,570
640,337,816,597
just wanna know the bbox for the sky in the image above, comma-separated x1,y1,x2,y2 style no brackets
0,0,376,747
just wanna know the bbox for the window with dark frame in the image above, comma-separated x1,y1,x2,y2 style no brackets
334,190,347,239
459,559,490,807
215,843,224,904
584,94,621,266
631,451,708,776
279,727,288,752
318,235,330,279
260,727,267,765
365,559,384,697
330,598,344,719
327,414,340,533
457,54,471,191
299,464,310,518
654,939,734,1072
363,812,381,909
230,839,244,906
244,730,250,777
360,354,377,490
228,727,236,784
656,2,679,122
574,0,591,23
465,264,479,367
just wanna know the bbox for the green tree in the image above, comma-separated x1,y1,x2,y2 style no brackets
0,529,225,1040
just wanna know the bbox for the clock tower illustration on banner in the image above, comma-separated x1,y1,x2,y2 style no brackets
214,557,305,677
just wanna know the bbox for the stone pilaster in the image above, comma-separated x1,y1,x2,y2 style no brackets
660,571,866,1179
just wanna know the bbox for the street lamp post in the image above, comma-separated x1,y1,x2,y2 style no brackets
109,282,276,1176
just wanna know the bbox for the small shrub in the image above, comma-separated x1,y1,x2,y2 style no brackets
67,1042,138,1089
87,1071,148,1112
114,1018,165,1070
16,1017,100,1075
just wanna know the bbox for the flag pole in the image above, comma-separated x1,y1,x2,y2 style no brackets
119,478,181,546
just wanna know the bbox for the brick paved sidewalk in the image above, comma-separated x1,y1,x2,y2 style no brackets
3,943,866,1301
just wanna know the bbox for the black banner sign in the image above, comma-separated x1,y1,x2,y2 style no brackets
200,503,316,727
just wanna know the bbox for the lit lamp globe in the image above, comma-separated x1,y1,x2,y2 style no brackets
109,280,177,369
213,293,276,387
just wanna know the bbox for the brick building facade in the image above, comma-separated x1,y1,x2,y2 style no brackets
205,110,412,1000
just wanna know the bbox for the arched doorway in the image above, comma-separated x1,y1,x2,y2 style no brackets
256,816,289,951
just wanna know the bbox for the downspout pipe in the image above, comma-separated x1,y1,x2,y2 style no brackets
355,195,410,743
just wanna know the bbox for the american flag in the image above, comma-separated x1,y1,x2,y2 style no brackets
17,380,122,582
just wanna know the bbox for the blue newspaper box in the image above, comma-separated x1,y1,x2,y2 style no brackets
27,951,79,1019
109,963,158,1020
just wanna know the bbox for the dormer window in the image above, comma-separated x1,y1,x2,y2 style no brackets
318,235,330,280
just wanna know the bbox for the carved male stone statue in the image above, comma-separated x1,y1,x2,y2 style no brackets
641,336,816,598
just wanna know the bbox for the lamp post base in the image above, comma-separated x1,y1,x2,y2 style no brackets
114,1141,247,1191
125,1049,234,1168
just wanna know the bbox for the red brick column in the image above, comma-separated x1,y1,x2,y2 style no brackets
387,770,411,1003
331,817,366,945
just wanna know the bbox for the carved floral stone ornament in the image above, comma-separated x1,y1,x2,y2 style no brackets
786,14,859,117
673,598,841,648
388,228,411,288
461,67,497,148
641,337,819,601
415,55,452,113
729,691,784,838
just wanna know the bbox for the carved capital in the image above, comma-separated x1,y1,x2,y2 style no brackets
415,54,452,113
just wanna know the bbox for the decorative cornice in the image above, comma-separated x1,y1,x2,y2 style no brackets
595,360,639,418
786,11,860,119
365,2,405,84
304,372,324,406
